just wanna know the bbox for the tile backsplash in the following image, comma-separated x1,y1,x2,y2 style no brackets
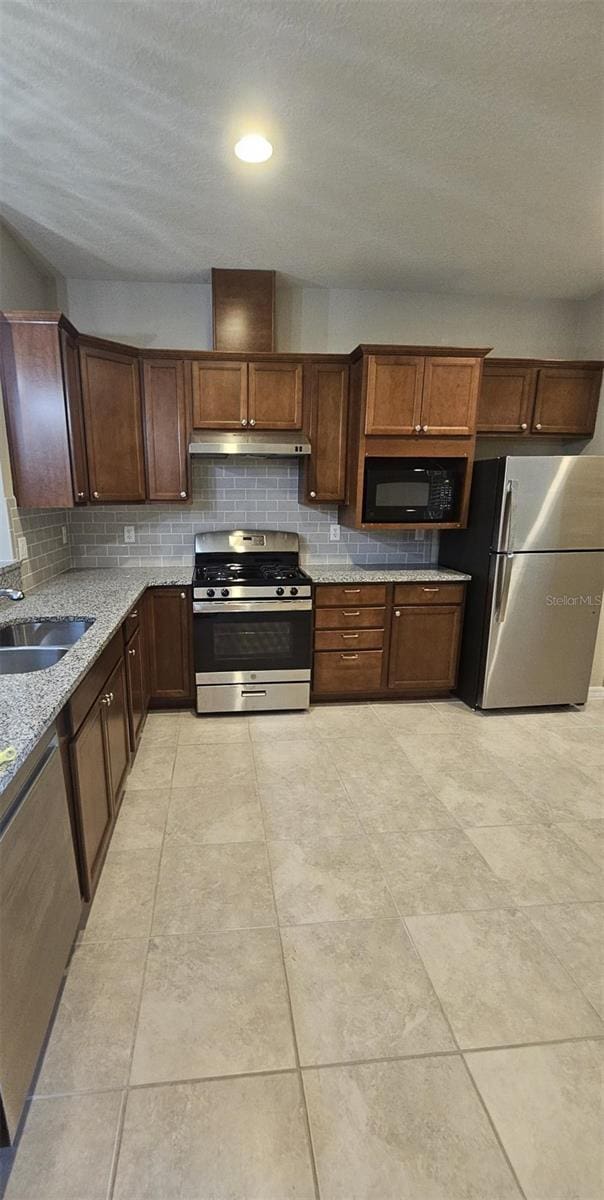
70,460,438,569
5,498,72,591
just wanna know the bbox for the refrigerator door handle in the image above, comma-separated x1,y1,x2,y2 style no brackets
501,479,516,554
495,553,514,623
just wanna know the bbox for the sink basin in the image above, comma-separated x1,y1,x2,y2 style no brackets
0,619,93,648
0,647,69,674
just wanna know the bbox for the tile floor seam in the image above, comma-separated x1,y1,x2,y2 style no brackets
249,735,322,1200
105,1089,128,1200
458,1050,529,1200
521,906,604,1027
400,912,464,1057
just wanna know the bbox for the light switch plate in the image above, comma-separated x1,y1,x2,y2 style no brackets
61,525,68,545
17,536,28,560
329,524,340,542
124,525,136,544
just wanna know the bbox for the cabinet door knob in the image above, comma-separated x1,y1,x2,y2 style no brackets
129,647,136,657
249,418,256,427
394,609,401,617
77,491,85,499
422,425,429,432
100,695,110,706
535,423,542,430
180,491,187,499
309,491,316,498
241,418,248,427
93,491,99,499
180,592,186,599
130,610,138,618
520,422,528,430
414,424,422,432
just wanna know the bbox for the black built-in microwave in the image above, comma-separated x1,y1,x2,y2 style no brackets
362,458,462,523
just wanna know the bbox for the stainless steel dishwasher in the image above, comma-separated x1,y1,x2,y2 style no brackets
0,731,81,1142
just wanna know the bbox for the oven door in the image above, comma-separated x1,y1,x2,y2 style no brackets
193,599,312,684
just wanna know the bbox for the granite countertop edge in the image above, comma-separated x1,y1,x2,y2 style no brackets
306,564,471,583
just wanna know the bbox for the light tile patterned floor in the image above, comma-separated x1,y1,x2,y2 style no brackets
3,699,603,1200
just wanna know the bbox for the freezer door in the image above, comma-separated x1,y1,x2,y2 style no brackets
481,550,603,708
494,456,604,552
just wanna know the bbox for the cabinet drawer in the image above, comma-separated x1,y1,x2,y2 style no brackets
393,582,465,606
314,628,384,651
315,583,387,607
313,650,383,694
315,606,386,631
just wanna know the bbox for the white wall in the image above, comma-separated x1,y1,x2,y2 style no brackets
65,277,583,359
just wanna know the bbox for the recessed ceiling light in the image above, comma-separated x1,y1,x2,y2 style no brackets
234,134,273,163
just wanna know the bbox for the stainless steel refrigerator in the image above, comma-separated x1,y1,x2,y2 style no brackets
440,456,604,708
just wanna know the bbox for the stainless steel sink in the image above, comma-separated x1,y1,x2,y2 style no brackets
0,647,69,674
0,619,93,648
0,619,94,674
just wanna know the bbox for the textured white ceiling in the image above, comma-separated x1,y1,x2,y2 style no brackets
1,0,602,297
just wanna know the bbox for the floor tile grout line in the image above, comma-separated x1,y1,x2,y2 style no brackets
105,1089,128,1200
249,735,322,1200
28,1030,604,1101
459,1053,529,1200
520,905,604,1026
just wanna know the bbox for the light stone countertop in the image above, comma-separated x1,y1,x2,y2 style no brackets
0,568,190,795
306,564,471,584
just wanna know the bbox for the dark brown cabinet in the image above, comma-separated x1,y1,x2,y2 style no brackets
79,345,146,501
70,698,113,896
143,358,190,500
301,362,349,502
477,360,602,438
103,657,130,807
364,353,481,437
60,328,89,501
248,361,303,429
532,368,601,436
387,604,462,691
125,623,147,750
146,586,193,704
191,360,247,429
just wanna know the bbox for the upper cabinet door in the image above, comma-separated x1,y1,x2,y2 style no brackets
80,346,146,502
248,361,303,429
421,357,481,436
60,329,89,503
191,360,247,428
477,365,535,434
143,358,190,501
364,356,424,435
532,368,601,436
306,362,349,502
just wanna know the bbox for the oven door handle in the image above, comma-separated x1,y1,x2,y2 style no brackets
192,599,313,614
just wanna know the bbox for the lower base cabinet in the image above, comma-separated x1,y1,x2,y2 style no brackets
146,586,193,704
312,581,465,699
125,622,147,750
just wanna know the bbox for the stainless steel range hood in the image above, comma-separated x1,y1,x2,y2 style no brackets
189,430,311,458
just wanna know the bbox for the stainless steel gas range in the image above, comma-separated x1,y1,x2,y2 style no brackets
192,530,313,714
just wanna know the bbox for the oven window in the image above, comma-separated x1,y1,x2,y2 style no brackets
214,620,293,661
375,480,430,507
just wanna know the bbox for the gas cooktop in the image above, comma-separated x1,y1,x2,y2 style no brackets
192,529,312,600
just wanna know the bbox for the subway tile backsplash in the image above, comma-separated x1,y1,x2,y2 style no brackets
70,460,438,569
7,498,72,591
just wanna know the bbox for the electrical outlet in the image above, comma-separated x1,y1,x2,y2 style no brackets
414,529,424,541
124,525,136,544
17,536,28,560
329,524,340,542
61,525,68,545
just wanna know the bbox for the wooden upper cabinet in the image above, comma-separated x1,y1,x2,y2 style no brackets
80,345,146,502
248,361,303,429
477,365,534,434
303,362,349,502
365,355,424,434
532,368,601,436
143,358,190,500
387,604,462,691
421,357,480,436
191,360,247,428
60,329,89,502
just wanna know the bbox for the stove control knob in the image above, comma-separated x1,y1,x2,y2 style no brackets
206,588,215,598
221,588,230,597
290,586,299,596
276,587,285,596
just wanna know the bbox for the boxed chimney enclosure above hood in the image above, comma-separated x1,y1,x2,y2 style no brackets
189,430,311,457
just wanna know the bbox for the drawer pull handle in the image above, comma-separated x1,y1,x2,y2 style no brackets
343,588,361,594
422,588,439,593
394,609,401,617
340,653,359,660
342,610,361,616
241,689,267,697
341,633,359,639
